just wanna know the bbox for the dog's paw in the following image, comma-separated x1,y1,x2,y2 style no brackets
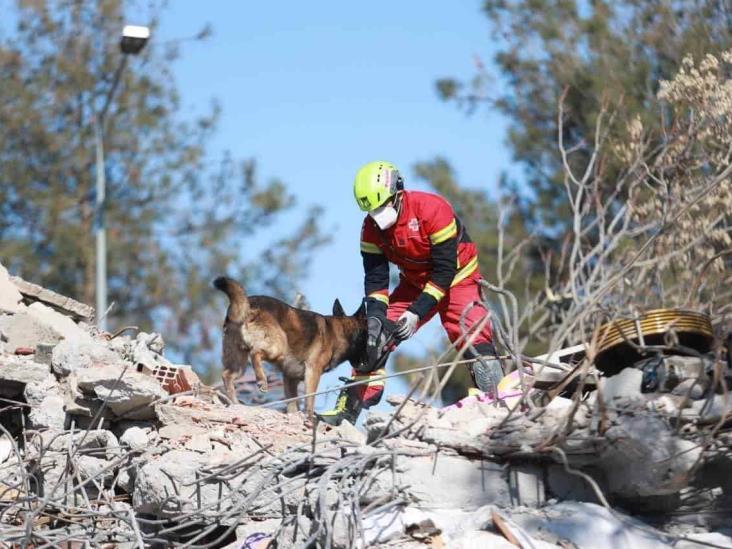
257,381,268,393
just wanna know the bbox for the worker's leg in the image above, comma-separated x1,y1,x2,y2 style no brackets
364,279,437,402
319,280,432,425
385,278,437,327
439,275,503,394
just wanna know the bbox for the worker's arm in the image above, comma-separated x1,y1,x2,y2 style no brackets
360,227,389,317
407,230,457,318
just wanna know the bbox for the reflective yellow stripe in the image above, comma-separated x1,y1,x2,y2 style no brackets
354,368,386,387
360,241,382,254
451,256,478,286
368,291,389,305
429,219,457,245
424,282,445,301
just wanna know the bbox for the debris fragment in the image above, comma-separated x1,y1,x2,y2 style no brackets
0,262,730,547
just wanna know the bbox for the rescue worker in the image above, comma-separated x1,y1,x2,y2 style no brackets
318,160,503,426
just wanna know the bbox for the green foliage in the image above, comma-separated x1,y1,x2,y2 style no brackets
0,1,326,372
439,0,732,233
402,1,732,400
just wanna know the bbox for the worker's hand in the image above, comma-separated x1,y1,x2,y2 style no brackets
395,310,419,342
365,316,385,369
364,316,399,371
366,316,383,351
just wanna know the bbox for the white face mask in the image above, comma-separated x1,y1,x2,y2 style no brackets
369,203,398,230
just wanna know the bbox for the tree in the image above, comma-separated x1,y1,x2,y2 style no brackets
0,1,326,372
436,0,732,236
407,1,732,401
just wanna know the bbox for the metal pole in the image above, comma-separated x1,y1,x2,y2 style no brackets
94,55,127,331
94,117,108,331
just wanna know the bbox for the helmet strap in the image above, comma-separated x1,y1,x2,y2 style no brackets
392,191,403,217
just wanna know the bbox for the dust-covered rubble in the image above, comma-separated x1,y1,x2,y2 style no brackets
1,261,731,548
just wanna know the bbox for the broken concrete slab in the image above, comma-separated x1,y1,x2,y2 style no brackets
119,426,149,450
26,302,92,342
132,448,239,517
327,419,366,446
398,454,511,509
10,274,94,322
155,402,315,453
76,455,114,487
674,532,732,548
24,374,66,430
601,367,643,404
508,501,671,549
158,422,207,440
601,411,702,497
29,429,120,460
75,365,168,420
63,392,117,427
509,463,546,507
0,356,51,387
451,531,528,549
0,302,92,351
0,311,65,350
51,339,122,376
0,434,12,463
0,263,23,314
684,394,732,423
545,463,604,503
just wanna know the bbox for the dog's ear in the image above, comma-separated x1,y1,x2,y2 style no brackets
353,300,366,318
332,298,345,317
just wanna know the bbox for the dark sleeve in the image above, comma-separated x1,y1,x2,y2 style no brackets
407,236,458,319
362,251,389,316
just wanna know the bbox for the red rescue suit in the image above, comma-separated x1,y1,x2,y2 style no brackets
360,190,494,357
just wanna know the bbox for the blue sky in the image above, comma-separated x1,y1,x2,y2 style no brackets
143,2,512,407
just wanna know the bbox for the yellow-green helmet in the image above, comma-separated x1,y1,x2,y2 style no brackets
353,160,402,212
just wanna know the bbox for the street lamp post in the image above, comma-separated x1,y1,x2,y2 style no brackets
94,25,150,330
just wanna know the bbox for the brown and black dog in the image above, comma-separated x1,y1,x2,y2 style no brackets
213,276,367,417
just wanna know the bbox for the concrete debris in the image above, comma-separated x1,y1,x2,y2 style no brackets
10,274,94,321
0,265,730,547
119,425,150,450
26,301,92,342
0,435,12,463
601,366,643,404
0,355,51,389
0,309,66,350
0,301,93,353
132,448,228,516
398,454,511,509
0,264,24,314
24,373,66,430
507,501,676,548
51,339,121,376
601,411,702,497
74,364,168,419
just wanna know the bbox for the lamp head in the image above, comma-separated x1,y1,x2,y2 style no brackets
120,25,150,55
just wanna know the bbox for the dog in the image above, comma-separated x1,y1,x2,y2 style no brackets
213,276,367,417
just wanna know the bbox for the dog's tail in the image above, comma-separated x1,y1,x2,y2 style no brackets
213,276,249,321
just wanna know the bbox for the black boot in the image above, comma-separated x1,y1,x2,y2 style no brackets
316,378,364,426
467,342,504,395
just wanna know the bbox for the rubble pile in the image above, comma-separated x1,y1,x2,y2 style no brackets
1,262,731,548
